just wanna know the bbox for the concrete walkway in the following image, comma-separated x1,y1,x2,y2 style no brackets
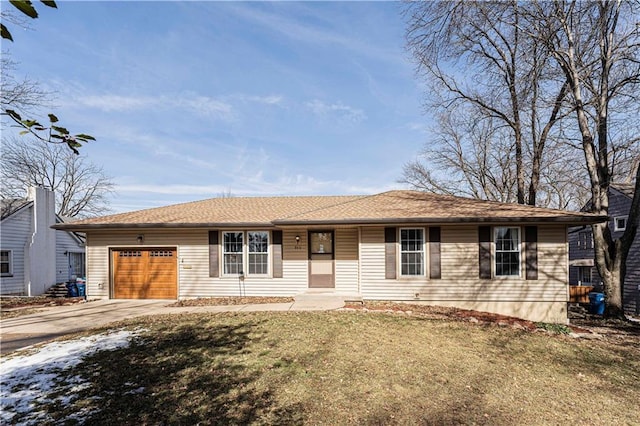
0,297,346,354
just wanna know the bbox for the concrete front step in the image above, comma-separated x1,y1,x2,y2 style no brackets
44,283,71,298
294,289,362,309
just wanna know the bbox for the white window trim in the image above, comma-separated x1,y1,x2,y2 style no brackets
221,231,270,277
399,227,426,277
493,227,522,278
614,216,627,232
0,250,13,277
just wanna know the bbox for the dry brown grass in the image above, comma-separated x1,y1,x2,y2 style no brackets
21,311,640,425
168,296,294,307
0,296,86,319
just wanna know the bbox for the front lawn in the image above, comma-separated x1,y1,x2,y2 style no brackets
5,311,640,424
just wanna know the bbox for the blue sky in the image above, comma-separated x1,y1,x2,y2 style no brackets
4,1,429,213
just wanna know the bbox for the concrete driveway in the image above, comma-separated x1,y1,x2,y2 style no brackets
0,296,345,354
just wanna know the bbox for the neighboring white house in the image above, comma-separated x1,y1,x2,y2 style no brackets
1,187,85,296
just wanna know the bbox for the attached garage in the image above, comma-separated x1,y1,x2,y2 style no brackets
112,248,177,299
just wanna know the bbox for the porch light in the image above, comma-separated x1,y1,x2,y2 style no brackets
137,234,144,244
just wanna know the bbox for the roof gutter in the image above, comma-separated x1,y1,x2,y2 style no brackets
52,214,608,231
273,215,609,226
51,222,276,231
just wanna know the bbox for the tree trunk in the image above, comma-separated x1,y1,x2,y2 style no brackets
592,222,625,318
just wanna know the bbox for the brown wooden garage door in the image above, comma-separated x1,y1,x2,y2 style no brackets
112,248,177,299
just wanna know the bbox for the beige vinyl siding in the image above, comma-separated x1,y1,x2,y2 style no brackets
87,228,309,299
335,228,359,294
278,229,308,294
360,225,569,323
0,207,31,295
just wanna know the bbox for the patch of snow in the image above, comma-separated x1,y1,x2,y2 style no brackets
1,329,145,425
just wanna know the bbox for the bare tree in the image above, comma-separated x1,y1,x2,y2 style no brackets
401,104,592,209
1,1,95,153
404,1,572,206
403,109,518,203
1,138,114,218
1,55,53,116
405,0,639,317
525,0,640,318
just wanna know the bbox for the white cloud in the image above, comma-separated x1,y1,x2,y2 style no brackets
79,95,154,111
75,94,234,120
306,99,367,123
115,183,229,196
232,94,284,105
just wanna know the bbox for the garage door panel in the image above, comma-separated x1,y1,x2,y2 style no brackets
113,248,177,299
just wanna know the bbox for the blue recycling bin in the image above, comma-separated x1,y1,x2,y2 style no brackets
76,283,86,298
588,292,605,315
66,282,79,298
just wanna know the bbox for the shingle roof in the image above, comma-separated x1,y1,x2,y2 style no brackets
53,195,364,229
1,198,32,221
611,183,636,199
53,190,606,230
275,190,606,225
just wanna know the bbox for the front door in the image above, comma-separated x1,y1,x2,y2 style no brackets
308,231,334,288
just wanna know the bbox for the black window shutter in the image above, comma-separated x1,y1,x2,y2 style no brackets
429,227,441,279
209,230,219,278
478,226,492,279
384,227,397,279
525,226,538,280
272,230,283,278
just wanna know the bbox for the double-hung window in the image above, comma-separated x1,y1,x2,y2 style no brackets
400,228,425,276
494,227,520,276
223,232,244,274
577,230,593,250
578,266,592,285
0,250,12,276
223,231,269,276
248,231,269,274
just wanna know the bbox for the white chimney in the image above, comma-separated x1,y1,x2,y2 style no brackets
26,186,56,296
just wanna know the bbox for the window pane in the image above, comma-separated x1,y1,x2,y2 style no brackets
401,252,424,276
249,253,268,274
310,232,333,254
1,263,9,274
248,231,268,253
0,251,9,262
224,254,243,274
401,229,424,251
224,232,243,253
69,252,85,278
579,267,592,284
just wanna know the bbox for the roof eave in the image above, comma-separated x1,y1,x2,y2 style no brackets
51,222,276,231
0,201,33,222
52,214,608,231
273,215,609,226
